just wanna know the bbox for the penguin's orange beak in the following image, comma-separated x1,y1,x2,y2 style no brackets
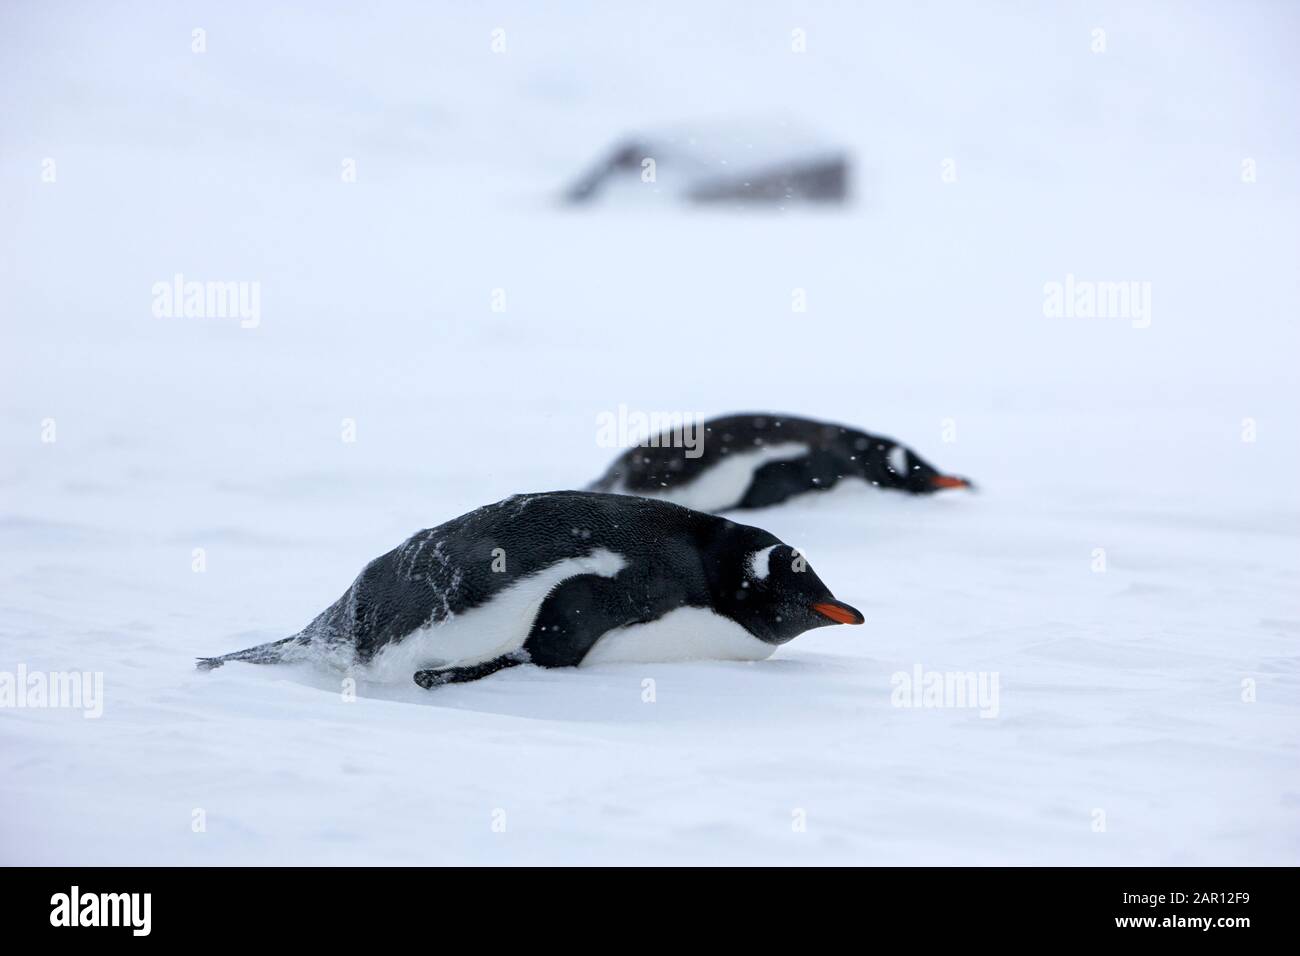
812,601,864,625
930,475,973,490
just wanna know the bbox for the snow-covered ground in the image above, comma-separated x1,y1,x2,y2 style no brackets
2,1,1298,865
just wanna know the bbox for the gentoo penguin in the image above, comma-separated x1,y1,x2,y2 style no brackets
589,412,973,513
197,491,863,688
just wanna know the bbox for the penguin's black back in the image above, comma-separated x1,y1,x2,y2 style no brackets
294,491,764,660
591,413,871,494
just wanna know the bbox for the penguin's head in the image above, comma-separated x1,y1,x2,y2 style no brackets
710,526,864,645
872,440,974,494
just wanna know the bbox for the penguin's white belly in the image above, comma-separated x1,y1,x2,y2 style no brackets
631,442,810,512
582,606,776,665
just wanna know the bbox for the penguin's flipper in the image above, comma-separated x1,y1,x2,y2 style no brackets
412,572,648,689
520,571,652,668
736,459,811,509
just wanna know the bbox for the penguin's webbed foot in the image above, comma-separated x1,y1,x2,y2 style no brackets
413,668,457,689
413,651,529,689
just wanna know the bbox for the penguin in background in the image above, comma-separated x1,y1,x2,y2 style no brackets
589,412,974,513
198,491,863,688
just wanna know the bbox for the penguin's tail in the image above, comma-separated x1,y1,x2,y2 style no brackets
196,635,304,671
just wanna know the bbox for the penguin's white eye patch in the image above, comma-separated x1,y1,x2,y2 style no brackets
747,544,779,580
887,445,908,475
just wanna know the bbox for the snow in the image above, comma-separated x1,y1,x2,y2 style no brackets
2,0,1298,865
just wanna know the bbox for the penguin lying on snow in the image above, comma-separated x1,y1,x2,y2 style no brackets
198,491,862,688
589,412,973,513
